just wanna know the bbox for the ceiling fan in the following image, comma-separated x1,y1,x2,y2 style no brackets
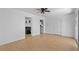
37,8,50,14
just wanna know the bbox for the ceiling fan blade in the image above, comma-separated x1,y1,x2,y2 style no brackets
45,10,50,12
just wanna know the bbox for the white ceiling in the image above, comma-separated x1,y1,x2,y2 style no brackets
15,8,39,15
15,8,76,16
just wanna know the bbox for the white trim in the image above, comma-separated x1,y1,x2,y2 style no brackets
0,36,25,46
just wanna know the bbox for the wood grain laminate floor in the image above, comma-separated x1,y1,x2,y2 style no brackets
0,34,77,51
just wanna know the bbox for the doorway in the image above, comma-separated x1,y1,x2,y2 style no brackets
40,20,44,34
25,17,32,36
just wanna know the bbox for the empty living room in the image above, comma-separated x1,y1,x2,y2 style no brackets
0,8,78,51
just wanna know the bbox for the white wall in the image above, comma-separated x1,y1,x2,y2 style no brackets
45,13,76,38
45,14,62,35
75,10,78,41
31,15,45,36
0,8,26,45
31,15,40,36
0,9,27,45
0,8,41,45
61,14,75,37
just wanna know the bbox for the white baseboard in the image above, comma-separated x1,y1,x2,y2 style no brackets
0,36,25,46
